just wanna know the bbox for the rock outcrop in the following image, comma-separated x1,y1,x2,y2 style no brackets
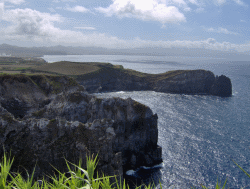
76,68,232,97
0,74,162,181
209,75,232,97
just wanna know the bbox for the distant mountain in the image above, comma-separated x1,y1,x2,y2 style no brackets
0,43,249,61
0,44,67,57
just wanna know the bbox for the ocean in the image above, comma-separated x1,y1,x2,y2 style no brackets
43,55,250,189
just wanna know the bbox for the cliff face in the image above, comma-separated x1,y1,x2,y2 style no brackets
0,74,162,180
153,70,215,94
0,74,81,118
77,69,232,97
75,67,150,92
209,75,232,97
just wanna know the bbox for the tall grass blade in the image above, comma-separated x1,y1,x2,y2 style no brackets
221,178,227,189
232,159,250,178
47,164,68,189
200,178,227,189
86,154,98,181
0,151,14,189
10,168,37,189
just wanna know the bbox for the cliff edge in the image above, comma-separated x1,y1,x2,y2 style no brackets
0,74,162,181
0,59,232,97
58,63,232,97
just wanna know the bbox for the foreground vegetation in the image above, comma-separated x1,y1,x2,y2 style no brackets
1,151,250,189
0,152,162,189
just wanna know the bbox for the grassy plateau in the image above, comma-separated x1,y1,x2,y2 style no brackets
0,57,190,82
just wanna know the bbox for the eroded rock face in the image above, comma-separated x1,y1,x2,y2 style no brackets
33,91,162,171
153,70,216,94
210,75,232,97
0,74,82,118
77,69,232,97
0,74,162,181
77,68,150,93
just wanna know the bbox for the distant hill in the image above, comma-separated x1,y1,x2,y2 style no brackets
0,44,67,57
0,43,250,60
0,44,126,57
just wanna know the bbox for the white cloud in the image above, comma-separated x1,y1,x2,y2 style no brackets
52,0,76,2
195,7,205,13
75,27,96,30
120,38,250,52
205,27,238,35
214,0,246,6
48,7,56,13
233,0,246,6
96,0,186,24
0,8,249,53
1,16,250,52
95,0,247,25
215,0,226,5
0,2,4,18
206,38,217,44
2,8,62,37
168,0,187,6
167,0,193,12
62,0,77,2
0,8,122,47
170,0,247,7
184,7,191,11
5,0,25,5
188,0,198,5
66,5,89,13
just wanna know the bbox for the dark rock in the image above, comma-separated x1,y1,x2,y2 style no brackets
153,70,215,94
0,74,162,182
77,69,232,97
210,75,232,97
76,68,150,93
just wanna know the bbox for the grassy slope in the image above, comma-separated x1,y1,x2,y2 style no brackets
0,57,50,74
34,61,100,75
0,57,195,84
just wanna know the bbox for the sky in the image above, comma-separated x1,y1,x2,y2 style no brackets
0,0,250,54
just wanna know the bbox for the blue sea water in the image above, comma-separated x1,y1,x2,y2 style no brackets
43,55,250,189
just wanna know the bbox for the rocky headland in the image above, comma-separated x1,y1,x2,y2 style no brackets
0,74,162,181
0,60,232,183
0,58,232,97
74,64,232,97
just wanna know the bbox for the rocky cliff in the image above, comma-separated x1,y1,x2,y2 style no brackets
0,74,162,181
76,67,232,97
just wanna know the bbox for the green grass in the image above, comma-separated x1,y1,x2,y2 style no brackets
0,152,162,189
33,62,101,76
0,151,14,188
199,179,227,189
2,150,250,188
0,61,208,87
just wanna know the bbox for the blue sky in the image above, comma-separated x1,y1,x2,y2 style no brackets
0,0,249,53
